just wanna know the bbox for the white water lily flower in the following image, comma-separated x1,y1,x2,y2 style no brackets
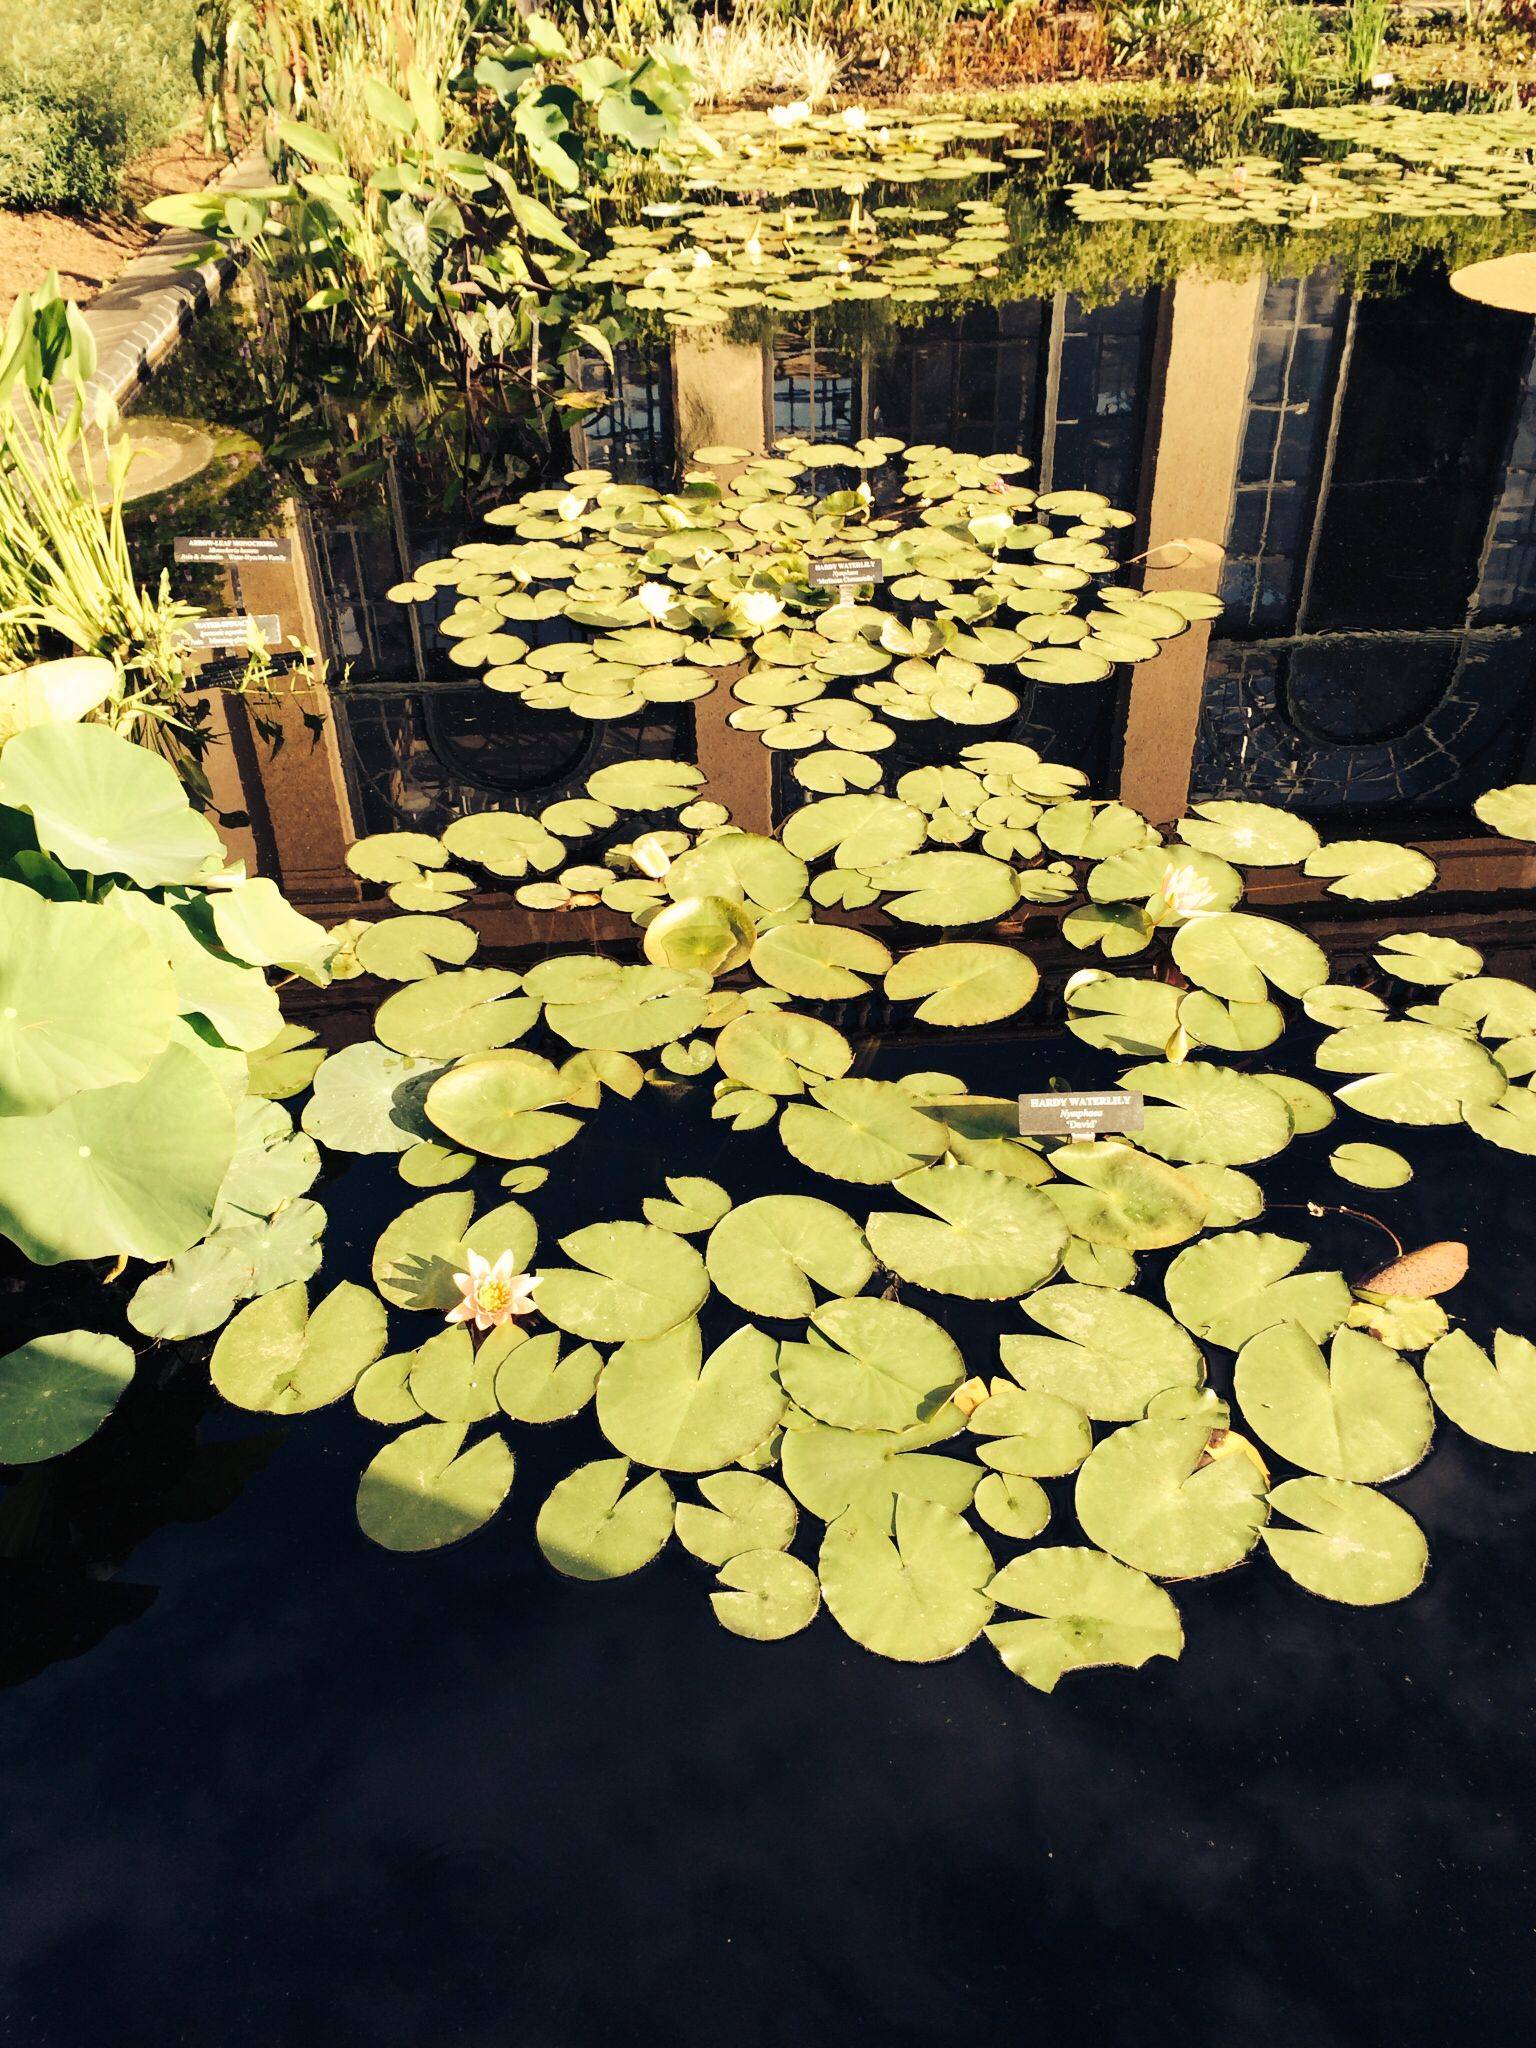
877,127,891,146
558,491,587,522
447,1251,538,1333
638,581,676,621
745,235,763,264
1159,864,1222,919
769,100,811,129
842,106,868,133
733,590,784,631
689,246,713,271
631,832,674,880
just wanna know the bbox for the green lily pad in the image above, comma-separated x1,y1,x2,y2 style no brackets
301,1042,442,1153
424,1049,582,1160
356,1421,513,1551
883,942,1038,1026
544,962,711,1052
715,1010,853,1095
1303,840,1438,900
1044,1141,1210,1250
1075,1416,1269,1578
865,851,1021,925
676,1471,798,1565
1314,1021,1507,1124
1473,783,1536,841
1423,1328,1536,1451
967,1381,1093,1473
779,1077,947,1182
1123,1059,1294,1166
819,1496,994,1662
1330,1142,1413,1189
211,1280,387,1414
643,1175,734,1234
780,1295,964,1432
710,1549,821,1641
705,1195,873,1317
536,1220,709,1341
536,1457,676,1579
780,1414,979,1520
355,914,477,981
750,920,892,999
0,1328,135,1462
1177,800,1319,867
1171,911,1328,1002
597,1318,785,1471
1166,1231,1352,1350
985,1547,1184,1691
1262,1477,1428,1605
374,968,538,1058
408,1325,501,1423
487,1328,603,1424
865,1163,1067,1299
973,1470,1052,1538
1001,1283,1204,1421
1233,1323,1433,1481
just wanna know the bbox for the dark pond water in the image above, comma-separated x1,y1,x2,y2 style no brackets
6,103,1536,2046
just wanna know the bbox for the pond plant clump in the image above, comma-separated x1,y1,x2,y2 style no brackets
147,426,1536,1696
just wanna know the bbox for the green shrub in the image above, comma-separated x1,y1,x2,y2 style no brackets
0,1,197,211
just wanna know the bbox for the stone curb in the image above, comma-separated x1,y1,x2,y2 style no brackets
82,149,268,410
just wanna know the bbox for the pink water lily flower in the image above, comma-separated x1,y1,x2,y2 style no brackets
447,1251,539,1332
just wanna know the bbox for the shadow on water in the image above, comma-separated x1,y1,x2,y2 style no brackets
6,102,1536,2048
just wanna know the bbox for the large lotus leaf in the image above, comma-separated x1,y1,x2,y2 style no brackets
1044,1141,1210,1250
487,1327,602,1424
714,1010,852,1095
865,1163,1067,1299
1075,1417,1268,1578
1233,1323,1433,1480
105,888,281,1052
1314,1021,1507,1124
0,721,221,885
0,1043,234,1264
0,881,175,1114
1262,1477,1428,1605
779,1077,947,1182
985,1547,1184,1692
667,831,808,911
597,1318,784,1471
781,1295,964,1431
355,915,477,981
1171,912,1328,1002
1303,839,1438,901
967,1382,1092,1474
1423,1328,1536,1451
545,963,711,1051
710,1550,821,1641
374,968,538,1058
424,1049,582,1159
820,1496,993,1662
676,1471,798,1566
301,1041,442,1153
0,1328,135,1462
356,1421,513,1552
536,1456,676,1578
246,1023,326,1101
210,877,334,981
211,1279,387,1414
750,921,891,1000
1176,800,1319,867
781,793,927,871
883,942,1038,1026
1001,1284,1204,1421
705,1195,873,1317
0,653,117,740
780,1413,979,1519
536,1220,709,1341
1165,1231,1352,1350
1121,1059,1293,1166
1473,783,1536,841
865,851,1021,925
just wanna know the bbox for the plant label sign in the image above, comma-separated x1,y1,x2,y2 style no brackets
808,556,885,606
178,615,283,653
1018,1090,1145,1141
174,536,294,565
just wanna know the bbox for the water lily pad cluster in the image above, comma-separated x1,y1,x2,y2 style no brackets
656,107,1033,199
584,195,1011,326
195,690,1536,1693
387,436,1212,770
1270,103,1536,184
1067,150,1536,230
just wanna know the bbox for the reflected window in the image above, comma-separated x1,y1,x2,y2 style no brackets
568,344,675,485
772,329,857,440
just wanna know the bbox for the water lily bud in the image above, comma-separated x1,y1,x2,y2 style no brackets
637,581,675,621
631,832,674,880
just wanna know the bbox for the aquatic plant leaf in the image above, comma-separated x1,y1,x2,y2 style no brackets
1123,1059,1294,1166
355,914,477,981
399,1140,474,1187
1473,783,1536,841
781,794,927,871
371,1190,475,1311
424,1049,582,1159
0,721,221,885
1043,1141,1210,1250
705,1195,873,1317
1075,1417,1268,1579
246,1023,326,1100
211,1280,386,1415
1330,1142,1412,1189
536,1457,675,1579
1000,1283,1204,1421
1233,1324,1433,1481
967,1381,1092,1474
347,831,447,884
1252,1071,1334,1134
213,1098,320,1226
597,1319,784,1472
301,1041,442,1153
750,921,892,1000
1177,991,1283,1053
486,1327,603,1424
1303,984,1389,1028
781,1295,965,1432
1314,1021,1506,1124
408,1325,501,1423
353,1353,421,1427
780,1409,977,1520
985,1547,1183,1691
356,1421,513,1552
779,1077,948,1182
1464,1088,1536,1153
710,1550,820,1641
536,1221,709,1341
545,963,711,1051
1165,1232,1351,1351
585,759,705,811
1176,800,1319,867
643,1175,733,1234
973,1472,1051,1539
0,1044,234,1264
374,968,538,1058
1303,840,1438,900
676,1471,798,1566
865,1163,1068,1299
1376,932,1482,986
1262,1477,1428,1605
883,942,1038,1026
442,810,565,876
210,878,334,980
865,850,1021,925
819,1496,993,1661
1423,1329,1536,1451
0,1329,135,1462
715,1010,852,1095
1064,975,1182,1056
105,887,281,1052
668,831,808,911
1171,911,1328,1003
